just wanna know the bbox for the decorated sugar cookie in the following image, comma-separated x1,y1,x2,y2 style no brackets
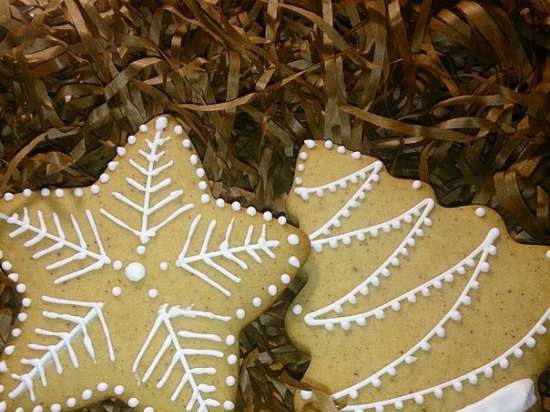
286,140,550,412
0,115,310,412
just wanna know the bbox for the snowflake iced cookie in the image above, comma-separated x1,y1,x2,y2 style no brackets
0,115,310,412
285,141,550,412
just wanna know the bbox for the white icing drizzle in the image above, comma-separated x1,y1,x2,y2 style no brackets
133,304,230,409
9,296,115,401
305,198,434,326
455,378,536,412
176,215,280,296
295,161,384,240
332,229,499,401
339,308,549,411
100,117,194,244
0,208,111,284
307,228,497,329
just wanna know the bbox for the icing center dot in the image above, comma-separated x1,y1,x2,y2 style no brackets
125,262,146,282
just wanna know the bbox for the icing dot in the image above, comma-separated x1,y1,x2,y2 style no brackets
0,361,6,373
3,346,14,355
545,250,550,259
128,398,139,407
155,116,167,131
136,245,146,255
200,194,210,204
107,161,119,171
475,207,486,217
11,328,21,337
236,308,246,319
17,313,27,322
22,298,32,307
196,168,205,178
33,407,43,412
280,274,291,284
252,297,262,307
23,188,32,197
50,404,61,412
190,154,199,165
114,385,124,395
1,261,12,271
90,184,100,194
127,135,136,144
182,139,192,149
198,181,208,190
287,234,300,245
226,376,236,386
116,147,126,156
300,391,313,400
292,305,303,315
295,176,303,185
16,283,26,293
112,260,123,270
299,152,308,160
174,125,183,135
82,389,93,400
216,198,225,208
125,262,146,282
227,354,238,365
66,398,76,407
231,201,241,211
263,211,273,221
74,188,84,197
351,151,361,159
54,189,64,198
160,262,168,271
288,256,300,268
99,173,110,183
148,289,159,299
278,215,287,225
480,262,490,272
223,401,235,410
297,164,305,172
97,382,108,392
412,180,422,189
225,335,236,345
41,188,51,197
111,287,122,297
139,124,148,133
144,408,154,412
267,284,277,296
246,206,257,216
304,140,316,149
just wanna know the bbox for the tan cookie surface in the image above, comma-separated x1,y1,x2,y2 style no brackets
0,115,310,411
286,140,549,412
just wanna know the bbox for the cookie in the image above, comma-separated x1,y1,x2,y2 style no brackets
285,140,549,411
0,115,310,411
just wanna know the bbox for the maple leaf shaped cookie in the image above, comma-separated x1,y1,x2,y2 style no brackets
285,141,550,412
0,115,310,412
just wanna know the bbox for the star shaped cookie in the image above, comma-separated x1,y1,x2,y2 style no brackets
0,115,310,412
285,140,549,411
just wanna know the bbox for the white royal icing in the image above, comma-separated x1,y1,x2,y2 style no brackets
332,229,499,401
133,305,231,410
8,296,115,402
339,309,549,410
304,198,435,327
455,378,536,412
0,208,111,284
176,215,280,297
100,116,195,244
295,161,384,240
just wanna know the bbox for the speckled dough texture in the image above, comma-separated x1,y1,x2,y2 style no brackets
285,140,550,412
0,115,310,412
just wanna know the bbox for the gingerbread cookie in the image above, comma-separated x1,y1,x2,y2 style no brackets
0,115,310,411
285,140,549,411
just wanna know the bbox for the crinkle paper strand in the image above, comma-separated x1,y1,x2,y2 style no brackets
0,0,549,411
